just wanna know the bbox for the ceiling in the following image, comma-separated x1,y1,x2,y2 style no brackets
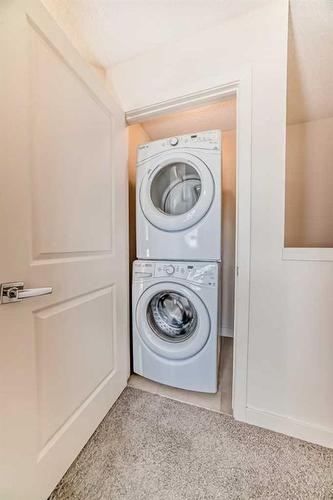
287,0,333,123
140,99,236,140
41,0,270,69
41,0,333,125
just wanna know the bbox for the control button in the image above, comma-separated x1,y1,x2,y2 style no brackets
134,272,152,278
169,137,178,146
165,265,175,275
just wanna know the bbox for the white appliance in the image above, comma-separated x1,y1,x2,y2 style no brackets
136,130,222,261
132,260,221,393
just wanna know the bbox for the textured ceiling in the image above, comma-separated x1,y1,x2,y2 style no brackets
41,0,333,124
41,0,270,69
287,0,333,123
141,98,236,140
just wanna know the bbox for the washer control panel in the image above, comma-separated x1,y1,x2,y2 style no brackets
133,261,218,287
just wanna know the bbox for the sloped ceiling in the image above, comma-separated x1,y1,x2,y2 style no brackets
42,0,333,125
41,0,270,68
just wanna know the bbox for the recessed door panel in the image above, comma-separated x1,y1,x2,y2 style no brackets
35,287,115,449
30,26,113,257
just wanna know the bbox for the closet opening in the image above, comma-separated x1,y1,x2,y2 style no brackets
127,97,237,417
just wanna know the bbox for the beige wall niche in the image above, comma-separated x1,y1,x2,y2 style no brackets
285,117,333,247
285,1,333,248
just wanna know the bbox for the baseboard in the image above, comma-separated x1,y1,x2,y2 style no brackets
245,406,333,449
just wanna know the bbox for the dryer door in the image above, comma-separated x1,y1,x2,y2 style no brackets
136,282,210,360
139,152,214,231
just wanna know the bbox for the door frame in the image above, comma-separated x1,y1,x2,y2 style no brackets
125,70,252,422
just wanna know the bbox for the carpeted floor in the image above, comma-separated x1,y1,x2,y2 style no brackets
50,387,333,500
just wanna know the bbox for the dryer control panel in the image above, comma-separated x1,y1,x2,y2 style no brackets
133,260,219,287
137,129,221,162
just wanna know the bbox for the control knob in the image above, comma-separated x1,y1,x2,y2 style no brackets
165,265,175,275
169,137,178,146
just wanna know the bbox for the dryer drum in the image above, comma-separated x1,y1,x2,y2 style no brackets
163,177,201,215
150,162,202,216
147,291,198,343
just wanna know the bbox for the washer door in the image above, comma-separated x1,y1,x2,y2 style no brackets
136,282,210,360
139,152,214,231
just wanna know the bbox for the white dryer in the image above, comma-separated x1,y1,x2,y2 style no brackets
136,130,222,261
132,260,221,393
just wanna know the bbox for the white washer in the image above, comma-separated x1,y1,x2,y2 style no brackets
136,130,222,261
132,260,221,393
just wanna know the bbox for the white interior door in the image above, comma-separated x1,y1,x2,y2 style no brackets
0,2,129,499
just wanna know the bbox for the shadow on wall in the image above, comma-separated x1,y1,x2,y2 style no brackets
221,131,236,336
128,124,151,274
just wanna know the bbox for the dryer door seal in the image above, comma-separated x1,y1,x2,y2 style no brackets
139,153,214,231
136,282,210,360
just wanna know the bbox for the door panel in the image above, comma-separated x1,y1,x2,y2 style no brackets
0,2,129,499
30,24,113,256
35,287,115,449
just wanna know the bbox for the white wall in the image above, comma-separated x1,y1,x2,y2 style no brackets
285,117,333,247
108,0,333,447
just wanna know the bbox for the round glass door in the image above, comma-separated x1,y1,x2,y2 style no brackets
136,282,210,359
150,162,201,216
147,291,197,343
140,152,215,232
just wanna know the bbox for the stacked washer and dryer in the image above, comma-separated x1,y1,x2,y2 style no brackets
132,130,222,393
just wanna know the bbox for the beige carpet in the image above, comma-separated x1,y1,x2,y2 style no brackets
50,387,333,500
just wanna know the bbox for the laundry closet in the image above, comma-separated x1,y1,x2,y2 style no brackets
128,98,237,414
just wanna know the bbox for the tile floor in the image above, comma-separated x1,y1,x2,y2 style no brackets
128,337,233,415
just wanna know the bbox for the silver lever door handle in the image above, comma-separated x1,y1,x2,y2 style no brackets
0,281,53,304
18,287,53,299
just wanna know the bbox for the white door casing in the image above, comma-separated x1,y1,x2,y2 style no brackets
126,74,253,422
0,1,129,499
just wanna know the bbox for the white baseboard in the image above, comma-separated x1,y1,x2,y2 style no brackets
245,406,333,449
